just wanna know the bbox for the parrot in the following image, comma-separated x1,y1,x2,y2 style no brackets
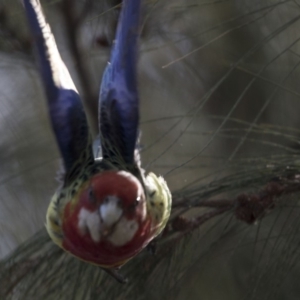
23,0,172,283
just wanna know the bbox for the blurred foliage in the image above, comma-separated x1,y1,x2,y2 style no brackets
1,0,300,299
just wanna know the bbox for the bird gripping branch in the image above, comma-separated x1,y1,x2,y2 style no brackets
23,0,172,283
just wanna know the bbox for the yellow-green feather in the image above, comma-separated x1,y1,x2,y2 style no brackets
46,192,63,247
145,172,172,237
46,167,94,249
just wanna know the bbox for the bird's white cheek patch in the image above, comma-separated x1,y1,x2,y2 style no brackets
108,218,138,246
100,196,122,226
78,208,101,242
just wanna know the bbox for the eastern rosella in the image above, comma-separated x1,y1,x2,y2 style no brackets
23,0,171,282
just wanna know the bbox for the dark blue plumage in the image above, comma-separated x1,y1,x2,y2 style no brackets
24,0,141,175
99,0,141,167
21,1,172,284
23,0,93,173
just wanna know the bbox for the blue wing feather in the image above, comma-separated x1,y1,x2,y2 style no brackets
23,0,93,173
99,0,141,166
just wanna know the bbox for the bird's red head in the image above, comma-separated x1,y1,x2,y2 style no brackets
61,171,152,267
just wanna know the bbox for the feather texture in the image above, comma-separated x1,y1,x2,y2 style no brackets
23,0,93,173
99,0,141,167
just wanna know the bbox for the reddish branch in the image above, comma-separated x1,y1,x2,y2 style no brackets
170,174,300,233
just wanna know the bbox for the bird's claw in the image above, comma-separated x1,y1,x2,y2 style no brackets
147,240,157,255
101,267,128,284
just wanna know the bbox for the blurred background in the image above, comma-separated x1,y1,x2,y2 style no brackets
1,0,300,299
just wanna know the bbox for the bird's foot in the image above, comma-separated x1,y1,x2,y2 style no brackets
101,267,128,284
146,240,157,255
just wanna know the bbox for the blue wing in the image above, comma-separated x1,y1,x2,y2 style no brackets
99,0,141,167
23,0,93,173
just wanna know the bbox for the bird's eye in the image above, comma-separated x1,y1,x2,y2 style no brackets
127,198,139,212
135,196,143,206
